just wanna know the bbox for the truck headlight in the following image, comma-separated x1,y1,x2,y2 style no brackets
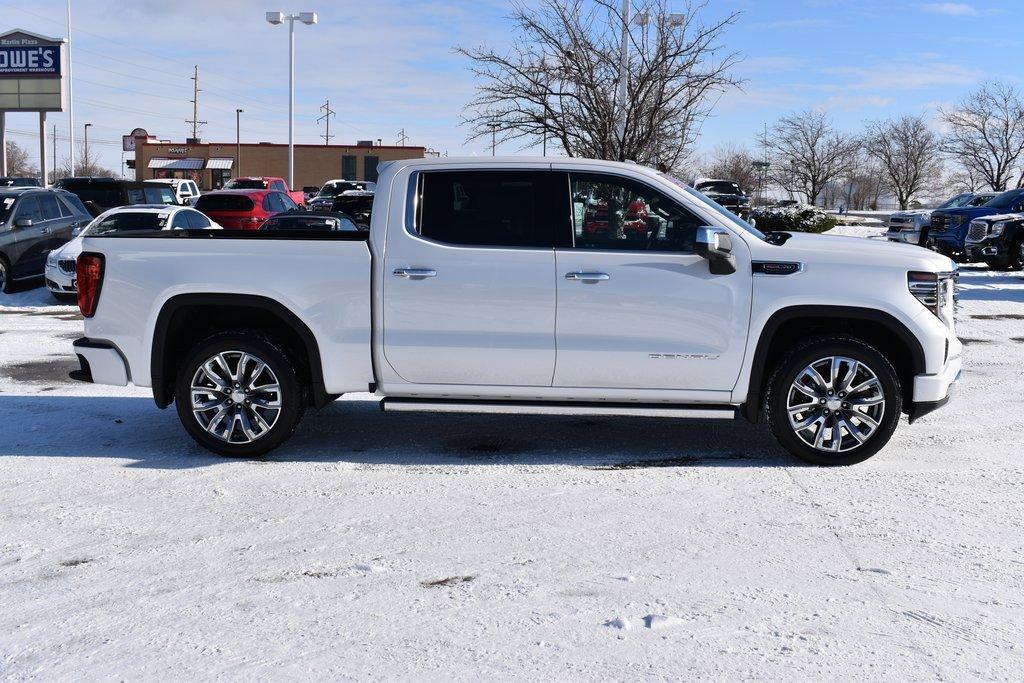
991,221,1007,237
909,270,956,325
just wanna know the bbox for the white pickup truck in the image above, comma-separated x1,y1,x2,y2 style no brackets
70,157,961,465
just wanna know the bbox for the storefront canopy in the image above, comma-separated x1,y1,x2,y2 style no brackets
206,158,234,170
148,158,204,170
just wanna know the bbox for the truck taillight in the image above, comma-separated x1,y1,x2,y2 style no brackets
77,253,105,318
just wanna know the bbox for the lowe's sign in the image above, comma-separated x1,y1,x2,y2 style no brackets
0,45,60,76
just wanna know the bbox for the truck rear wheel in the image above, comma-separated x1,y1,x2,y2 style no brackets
766,337,902,466
174,332,306,457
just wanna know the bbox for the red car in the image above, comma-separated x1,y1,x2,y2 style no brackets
223,176,306,208
194,189,300,230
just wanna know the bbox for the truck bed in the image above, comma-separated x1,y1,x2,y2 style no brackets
80,230,374,395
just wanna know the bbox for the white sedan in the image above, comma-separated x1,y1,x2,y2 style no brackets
45,205,220,301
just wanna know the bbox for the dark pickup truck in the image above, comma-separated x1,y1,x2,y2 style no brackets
928,188,1024,261
693,179,750,220
964,213,1024,270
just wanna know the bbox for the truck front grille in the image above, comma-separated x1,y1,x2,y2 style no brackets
931,215,949,233
966,221,989,242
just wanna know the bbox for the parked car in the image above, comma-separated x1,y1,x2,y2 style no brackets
307,179,375,211
145,178,201,206
45,205,221,301
72,157,960,467
692,178,750,219
887,192,997,246
223,177,305,208
0,188,91,293
302,186,320,203
964,213,1024,270
328,191,374,228
53,177,179,216
259,211,363,233
194,189,299,229
0,177,42,188
928,188,1024,261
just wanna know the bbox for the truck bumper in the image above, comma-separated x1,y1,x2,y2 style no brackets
71,338,129,386
909,353,961,423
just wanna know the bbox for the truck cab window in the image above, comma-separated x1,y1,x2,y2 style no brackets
415,170,567,248
570,173,701,252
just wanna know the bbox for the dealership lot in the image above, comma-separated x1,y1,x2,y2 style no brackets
1,266,1023,678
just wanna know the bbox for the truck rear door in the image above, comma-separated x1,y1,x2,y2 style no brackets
381,169,567,386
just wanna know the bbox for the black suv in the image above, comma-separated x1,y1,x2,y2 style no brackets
53,177,178,216
964,213,1024,270
0,188,91,293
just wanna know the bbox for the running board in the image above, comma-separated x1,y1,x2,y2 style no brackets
380,398,737,420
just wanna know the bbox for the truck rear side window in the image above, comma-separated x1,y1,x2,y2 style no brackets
414,170,569,248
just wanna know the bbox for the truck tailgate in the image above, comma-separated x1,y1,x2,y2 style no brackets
80,233,373,394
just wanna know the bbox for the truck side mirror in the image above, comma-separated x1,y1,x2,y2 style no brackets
695,227,737,275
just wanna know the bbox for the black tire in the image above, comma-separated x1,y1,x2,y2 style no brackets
174,331,306,457
0,257,10,294
766,336,902,466
52,292,78,304
1008,239,1024,271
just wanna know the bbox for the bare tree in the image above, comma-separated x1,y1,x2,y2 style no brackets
939,81,1024,191
457,0,741,171
846,161,887,210
766,110,860,206
50,142,116,182
4,141,38,178
863,115,942,210
699,145,757,193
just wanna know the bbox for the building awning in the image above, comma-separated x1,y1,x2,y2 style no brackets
148,157,204,170
206,158,234,170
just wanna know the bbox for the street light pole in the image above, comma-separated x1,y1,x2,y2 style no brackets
67,0,75,176
614,0,629,162
266,11,318,190
236,108,243,177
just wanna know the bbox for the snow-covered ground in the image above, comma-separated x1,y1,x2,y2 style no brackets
2,265,1023,679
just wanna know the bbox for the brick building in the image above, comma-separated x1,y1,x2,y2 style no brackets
132,140,426,190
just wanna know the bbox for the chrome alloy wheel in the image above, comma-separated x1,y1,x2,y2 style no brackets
190,351,282,444
786,356,885,453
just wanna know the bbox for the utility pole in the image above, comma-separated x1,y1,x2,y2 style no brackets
317,99,335,145
186,65,206,141
489,122,498,156
396,128,408,146
83,122,91,171
614,0,630,161
236,108,243,177
52,124,57,180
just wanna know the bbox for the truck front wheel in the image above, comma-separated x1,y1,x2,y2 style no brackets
766,337,902,465
174,332,306,457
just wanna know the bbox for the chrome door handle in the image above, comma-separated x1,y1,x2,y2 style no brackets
565,271,610,282
40,227,50,234
393,268,437,279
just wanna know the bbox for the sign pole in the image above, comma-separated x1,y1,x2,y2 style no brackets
67,1,75,176
39,112,48,187
0,112,6,177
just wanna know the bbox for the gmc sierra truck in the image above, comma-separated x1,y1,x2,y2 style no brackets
70,158,961,466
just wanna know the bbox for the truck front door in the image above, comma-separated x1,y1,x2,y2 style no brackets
382,169,568,386
553,171,751,392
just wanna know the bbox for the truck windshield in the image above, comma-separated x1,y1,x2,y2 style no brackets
696,180,742,195
936,193,971,209
89,212,170,235
661,173,765,240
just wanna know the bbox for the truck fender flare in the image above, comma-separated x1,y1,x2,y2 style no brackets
151,293,330,409
741,305,926,423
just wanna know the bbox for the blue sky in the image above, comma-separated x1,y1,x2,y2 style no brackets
1,0,1019,174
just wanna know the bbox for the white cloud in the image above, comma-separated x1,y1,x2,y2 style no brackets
919,3,980,16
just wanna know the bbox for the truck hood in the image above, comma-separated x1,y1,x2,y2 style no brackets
933,206,1000,221
761,231,955,272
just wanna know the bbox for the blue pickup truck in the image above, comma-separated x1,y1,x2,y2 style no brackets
928,188,1024,261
